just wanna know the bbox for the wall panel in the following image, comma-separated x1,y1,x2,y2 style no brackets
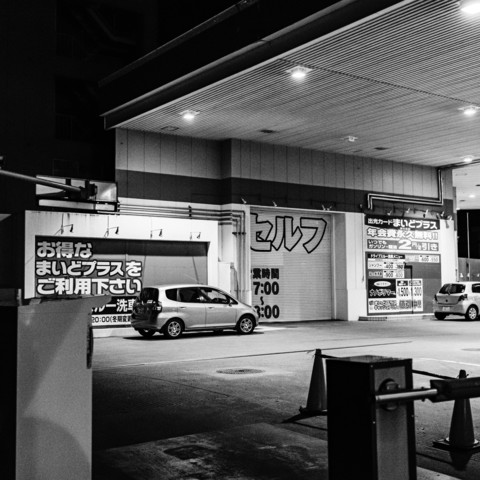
127,130,145,172
250,142,261,180
239,140,251,179
403,163,414,196
393,162,404,195
412,164,424,197
176,136,192,176
116,129,128,170
371,158,383,192
324,152,336,187
274,144,287,183
192,138,208,178
159,134,176,175
362,157,373,192
335,154,346,189
261,143,275,181
287,147,300,184
345,155,355,190
353,157,364,192
206,140,221,179
115,131,445,212
145,132,160,174
312,150,325,186
299,148,312,185
382,160,393,193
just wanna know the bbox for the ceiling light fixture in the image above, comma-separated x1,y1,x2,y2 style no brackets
460,105,480,116
463,155,475,163
180,110,199,121
460,0,480,14
286,65,312,80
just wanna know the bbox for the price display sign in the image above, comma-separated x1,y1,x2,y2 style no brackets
365,215,441,315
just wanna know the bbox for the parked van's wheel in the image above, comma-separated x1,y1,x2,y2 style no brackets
465,305,478,321
137,329,156,338
163,319,184,339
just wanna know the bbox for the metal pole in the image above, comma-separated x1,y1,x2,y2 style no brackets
0,169,82,193
467,211,471,280
375,388,438,404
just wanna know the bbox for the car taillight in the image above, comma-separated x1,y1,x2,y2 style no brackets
154,302,163,312
459,294,468,302
434,294,438,301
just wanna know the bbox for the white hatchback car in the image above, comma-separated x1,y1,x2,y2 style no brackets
433,281,480,320
130,284,259,339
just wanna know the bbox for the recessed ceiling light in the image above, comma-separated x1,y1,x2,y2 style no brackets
459,105,480,116
161,126,179,132
180,110,199,121
286,65,312,80
460,0,480,14
469,194,476,198
463,155,475,163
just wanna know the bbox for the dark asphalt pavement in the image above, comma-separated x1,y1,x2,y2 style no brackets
92,318,480,479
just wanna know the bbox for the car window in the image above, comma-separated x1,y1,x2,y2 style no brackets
139,288,159,303
472,284,480,293
200,287,230,304
439,283,465,294
165,288,178,301
178,287,205,303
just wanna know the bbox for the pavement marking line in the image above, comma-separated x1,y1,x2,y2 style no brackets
96,340,412,370
417,357,480,368
256,326,286,331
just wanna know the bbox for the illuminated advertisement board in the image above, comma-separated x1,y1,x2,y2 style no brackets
365,215,441,315
34,236,208,327
34,237,142,326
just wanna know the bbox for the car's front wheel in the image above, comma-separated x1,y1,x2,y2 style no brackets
163,319,184,339
465,305,478,321
236,316,255,334
434,312,447,320
137,329,156,338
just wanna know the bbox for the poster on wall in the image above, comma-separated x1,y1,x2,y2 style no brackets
250,209,332,322
35,237,143,326
33,236,209,327
365,215,441,315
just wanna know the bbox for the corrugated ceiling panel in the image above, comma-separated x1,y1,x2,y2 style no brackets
120,0,480,169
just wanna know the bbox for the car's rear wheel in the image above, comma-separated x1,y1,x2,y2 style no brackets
434,312,447,320
163,319,184,339
236,315,255,334
137,329,156,338
465,305,478,321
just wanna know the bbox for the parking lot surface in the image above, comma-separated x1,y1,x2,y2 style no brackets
92,318,480,479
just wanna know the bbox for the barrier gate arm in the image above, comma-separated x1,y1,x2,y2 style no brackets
375,376,480,405
0,166,97,201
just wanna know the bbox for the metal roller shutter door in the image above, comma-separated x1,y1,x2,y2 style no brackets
250,208,332,322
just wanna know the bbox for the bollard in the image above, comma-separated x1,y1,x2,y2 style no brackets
327,355,416,480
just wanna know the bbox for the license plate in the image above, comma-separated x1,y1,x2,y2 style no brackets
442,306,451,312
